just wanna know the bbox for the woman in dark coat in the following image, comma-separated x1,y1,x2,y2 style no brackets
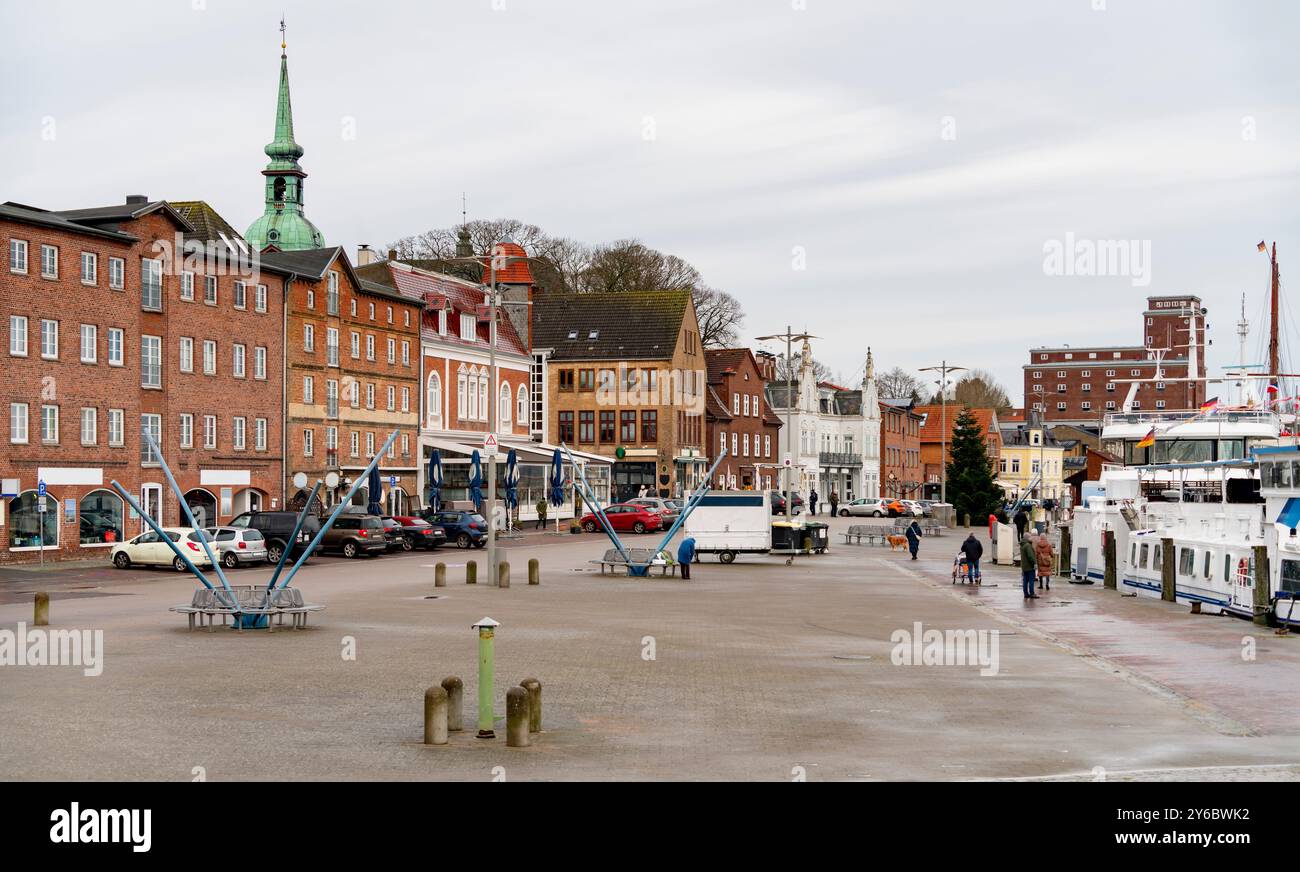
905,520,923,560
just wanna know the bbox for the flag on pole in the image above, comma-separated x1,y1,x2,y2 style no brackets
1267,383,1279,395
1136,427,1156,449
1199,397,1219,414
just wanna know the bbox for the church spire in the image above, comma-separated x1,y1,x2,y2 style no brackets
244,19,324,252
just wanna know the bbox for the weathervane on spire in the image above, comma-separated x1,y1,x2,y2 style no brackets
280,15,287,56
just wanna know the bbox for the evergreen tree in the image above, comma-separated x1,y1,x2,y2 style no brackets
944,407,1003,521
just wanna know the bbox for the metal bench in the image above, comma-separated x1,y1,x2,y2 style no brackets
171,585,324,632
590,547,679,577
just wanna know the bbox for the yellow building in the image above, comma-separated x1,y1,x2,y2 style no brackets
996,424,1065,504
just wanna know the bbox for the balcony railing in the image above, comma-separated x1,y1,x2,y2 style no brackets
819,451,862,468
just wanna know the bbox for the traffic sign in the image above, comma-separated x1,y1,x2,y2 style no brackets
483,433,499,453
37,479,46,497
782,454,792,468
38,495,48,513
389,476,397,486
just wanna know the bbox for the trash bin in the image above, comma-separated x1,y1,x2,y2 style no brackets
771,522,800,552
804,522,829,553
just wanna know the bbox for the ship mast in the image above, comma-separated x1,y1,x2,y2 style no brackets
1268,241,1280,395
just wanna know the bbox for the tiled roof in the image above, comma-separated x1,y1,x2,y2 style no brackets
0,201,137,242
915,405,1000,442
481,241,533,284
355,261,529,357
704,348,749,383
168,200,245,244
705,386,733,421
532,290,690,362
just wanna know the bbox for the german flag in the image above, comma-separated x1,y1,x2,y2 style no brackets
1199,396,1219,413
1136,427,1156,449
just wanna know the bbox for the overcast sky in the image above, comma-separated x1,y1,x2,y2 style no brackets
4,0,1299,404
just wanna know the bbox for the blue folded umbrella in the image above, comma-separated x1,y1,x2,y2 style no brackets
505,449,519,510
367,465,383,516
427,449,442,512
470,450,483,510
549,449,564,507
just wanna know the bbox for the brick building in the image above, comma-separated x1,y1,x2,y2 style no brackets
913,405,1001,501
704,348,783,491
879,398,924,498
268,247,422,513
532,290,708,503
1024,295,1207,429
1,198,286,563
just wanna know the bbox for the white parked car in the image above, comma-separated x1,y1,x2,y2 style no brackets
110,527,214,572
899,500,926,518
205,526,269,569
839,498,889,517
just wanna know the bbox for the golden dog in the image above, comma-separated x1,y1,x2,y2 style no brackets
886,534,908,551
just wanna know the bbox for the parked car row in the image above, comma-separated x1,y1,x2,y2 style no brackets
107,507,482,569
835,498,927,518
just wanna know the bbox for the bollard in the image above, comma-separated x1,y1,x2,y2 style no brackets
1103,530,1117,591
441,676,464,731
506,686,530,747
472,617,499,738
423,685,448,745
466,560,477,584
963,513,970,529
33,592,49,627
1253,544,1270,626
1161,537,1176,602
435,562,446,587
528,558,540,585
1058,527,1072,579
499,560,510,588
520,677,541,732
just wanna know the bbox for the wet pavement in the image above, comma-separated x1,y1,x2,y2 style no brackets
1,516,1298,781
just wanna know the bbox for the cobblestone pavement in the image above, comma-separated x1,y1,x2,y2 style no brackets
2,517,1298,781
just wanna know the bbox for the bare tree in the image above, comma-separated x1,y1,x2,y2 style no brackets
694,286,744,348
877,366,926,401
936,368,1011,412
774,352,832,385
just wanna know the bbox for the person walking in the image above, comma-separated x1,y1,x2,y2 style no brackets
535,497,548,530
905,519,923,561
809,488,819,517
1035,532,1056,592
1020,531,1040,598
677,536,696,580
960,532,984,583
1013,506,1029,543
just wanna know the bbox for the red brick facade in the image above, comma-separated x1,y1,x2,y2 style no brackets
1,203,284,563
704,348,782,490
1024,295,1206,427
880,400,923,498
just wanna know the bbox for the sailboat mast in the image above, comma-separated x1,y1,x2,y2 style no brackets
1269,241,1280,393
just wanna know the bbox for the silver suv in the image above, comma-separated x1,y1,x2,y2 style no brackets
626,497,681,526
204,526,269,568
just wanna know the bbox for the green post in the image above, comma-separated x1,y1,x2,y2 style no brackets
1104,530,1117,591
1161,537,1176,602
473,617,499,738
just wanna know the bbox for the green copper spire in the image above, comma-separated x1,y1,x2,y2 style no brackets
245,19,325,252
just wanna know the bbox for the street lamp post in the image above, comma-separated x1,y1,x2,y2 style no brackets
918,361,965,504
756,328,818,534
442,243,533,586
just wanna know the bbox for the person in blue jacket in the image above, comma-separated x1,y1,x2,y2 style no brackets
677,536,696,580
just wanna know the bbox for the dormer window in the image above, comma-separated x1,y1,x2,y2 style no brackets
567,330,578,340
460,313,476,341
438,310,447,335
588,330,599,340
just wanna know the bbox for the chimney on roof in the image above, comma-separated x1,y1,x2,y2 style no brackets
125,194,148,205
387,248,397,261
356,244,375,266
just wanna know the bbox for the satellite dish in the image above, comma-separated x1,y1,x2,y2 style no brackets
293,472,308,489
325,472,340,489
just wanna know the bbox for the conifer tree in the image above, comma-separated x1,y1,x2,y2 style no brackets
944,407,1003,521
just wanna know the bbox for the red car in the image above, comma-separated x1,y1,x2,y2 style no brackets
579,503,664,534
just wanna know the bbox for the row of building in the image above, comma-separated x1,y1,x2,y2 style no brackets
0,38,948,564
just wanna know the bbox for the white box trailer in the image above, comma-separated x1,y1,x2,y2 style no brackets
684,492,772,563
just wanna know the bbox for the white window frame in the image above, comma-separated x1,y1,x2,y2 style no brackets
81,252,98,286
233,343,246,378
203,340,217,375
40,243,58,279
40,319,58,360
204,275,217,305
179,337,193,373
79,323,97,363
233,416,246,451
108,256,125,289
107,328,123,366
40,404,59,444
9,315,27,356
108,408,124,446
9,238,28,274
9,402,28,444
179,413,193,449
203,415,217,450
141,335,162,388
81,407,97,445
180,270,194,300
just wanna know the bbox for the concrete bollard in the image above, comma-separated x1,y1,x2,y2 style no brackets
506,686,530,747
441,676,464,731
435,562,446,587
466,560,477,584
520,677,541,732
528,558,540,585
963,513,970,529
33,592,49,627
499,560,510,588
423,685,449,745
